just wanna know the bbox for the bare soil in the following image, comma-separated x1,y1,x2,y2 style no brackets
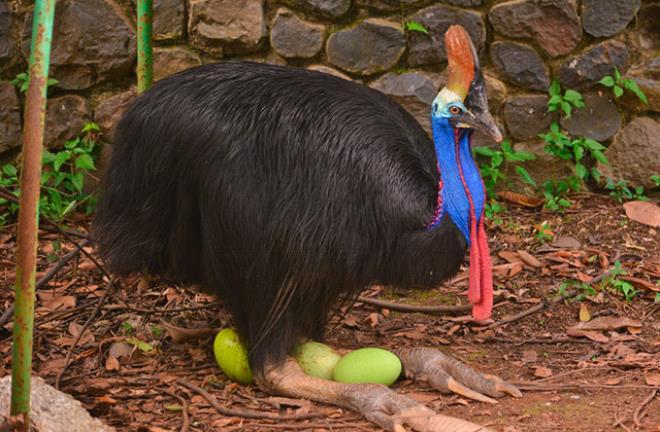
0,194,658,432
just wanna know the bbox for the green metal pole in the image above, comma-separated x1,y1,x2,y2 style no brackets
10,1,56,430
137,0,153,93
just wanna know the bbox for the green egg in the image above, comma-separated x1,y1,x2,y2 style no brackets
213,329,253,384
332,347,402,386
295,341,342,380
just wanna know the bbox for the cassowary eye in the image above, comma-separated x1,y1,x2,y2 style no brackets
448,105,463,115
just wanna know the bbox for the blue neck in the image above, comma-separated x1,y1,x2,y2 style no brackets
428,117,485,246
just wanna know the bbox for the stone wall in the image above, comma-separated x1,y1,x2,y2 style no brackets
0,0,658,190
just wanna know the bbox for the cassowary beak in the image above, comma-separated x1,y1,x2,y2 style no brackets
458,75,503,143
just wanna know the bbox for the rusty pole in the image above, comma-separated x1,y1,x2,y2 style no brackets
11,0,56,429
137,0,153,93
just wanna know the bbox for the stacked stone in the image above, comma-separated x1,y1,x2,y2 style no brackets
0,0,657,189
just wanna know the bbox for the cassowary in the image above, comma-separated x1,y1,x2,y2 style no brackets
94,26,520,431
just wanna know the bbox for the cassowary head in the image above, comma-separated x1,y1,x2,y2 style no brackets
428,25,500,321
432,25,502,143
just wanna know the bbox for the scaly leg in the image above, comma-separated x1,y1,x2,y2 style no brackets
395,347,521,404
259,358,494,432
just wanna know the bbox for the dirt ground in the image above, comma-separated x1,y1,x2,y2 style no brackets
0,194,658,432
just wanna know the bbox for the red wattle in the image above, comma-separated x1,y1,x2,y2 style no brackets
467,218,481,304
471,218,493,320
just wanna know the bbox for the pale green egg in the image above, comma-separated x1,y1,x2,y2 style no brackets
332,347,402,386
213,329,253,384
295,341,342,380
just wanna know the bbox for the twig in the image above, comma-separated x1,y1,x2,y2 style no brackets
483,336,591,345
632,389,656,427
487,301,547,329
175,378,324,421
357,295,507,314
0,239,91,328
511,382,658,391
55,281,115,388
106,301,222,315
159,388,190,432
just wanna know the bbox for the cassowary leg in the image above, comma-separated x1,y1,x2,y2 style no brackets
259,358,494,432
394,347,521,403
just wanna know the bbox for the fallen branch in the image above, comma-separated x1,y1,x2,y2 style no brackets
487,301,546,329
357,295,506,314
511,382,658,391
633,389,656,427
175,378,324,421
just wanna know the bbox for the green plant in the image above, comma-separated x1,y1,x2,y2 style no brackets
604,178,647,203
484,199,506,226
602,261,637,302
598,68,648,104
651,175,660,187
540,122,608,183
120,322,135,334
547,80,584,118
533,221,554,243
0,122,101,226
404,20,429,34
11,71,59,93
473,139,536,197
541,178,578,212
558,280,596,302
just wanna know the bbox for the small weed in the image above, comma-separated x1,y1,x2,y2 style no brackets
542,178,577,212
473,139,536,197
150,325,164,338
602,261,637,302
547,80,584,118
404,20,429,34
558,280,596,302
651,175,660,187
598,67,648,104
11,71,59,94
484,199,506,226
533,221,554,243
120,322,135,334
604,178,647,203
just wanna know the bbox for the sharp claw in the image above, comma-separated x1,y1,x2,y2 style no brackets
483,374,523,398
447,378,498,404
393,425,407,432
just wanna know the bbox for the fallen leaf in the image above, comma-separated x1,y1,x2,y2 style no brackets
551,236,581,249
41,294,76,311
570,316,642,331
498,251,522,264
623,200,660,228
522,350,538,364
108,342,134,359
493,262,524,278
105,356,120,371
497,191,544,208
160,321,219,344
95,395,118,405
566,328,609,343
605,377,622,385
533,366,552,378
645,373,660,386
517,250,543,268
579,304,591,322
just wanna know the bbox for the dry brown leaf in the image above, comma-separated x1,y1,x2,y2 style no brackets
551,236,581,250
493,262,524,278
517,250,543,268
579,304,591,322
533,366,553,378
566,327,609,343
105,356,120,371
160,321,219,344
498,251,522,264
645,373,660,386
570,316,642,331
623,200,660,227
96,395,118,405
522,350,538,364
41,294,76,311
108,342,134,359
497,191,544,208
605,377,622,385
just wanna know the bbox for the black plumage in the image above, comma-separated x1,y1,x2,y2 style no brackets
94,62,467,373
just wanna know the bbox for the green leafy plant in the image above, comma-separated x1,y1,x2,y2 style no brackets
533,221,554,243
540,122,608,183
651,175,660,187
547,80,584,118
0,122,101,226
557,280,596,302
542,178,576,212
11,71,59,93
602,261,637,302
404,20,429,34
604,178,647,203
484,199,506,226
598,67,648,104
473,139,536,197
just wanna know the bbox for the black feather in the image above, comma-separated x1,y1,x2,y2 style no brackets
93,62,467,373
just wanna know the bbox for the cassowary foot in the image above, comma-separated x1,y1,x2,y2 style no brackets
395,347,521,404
259,358,493,432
